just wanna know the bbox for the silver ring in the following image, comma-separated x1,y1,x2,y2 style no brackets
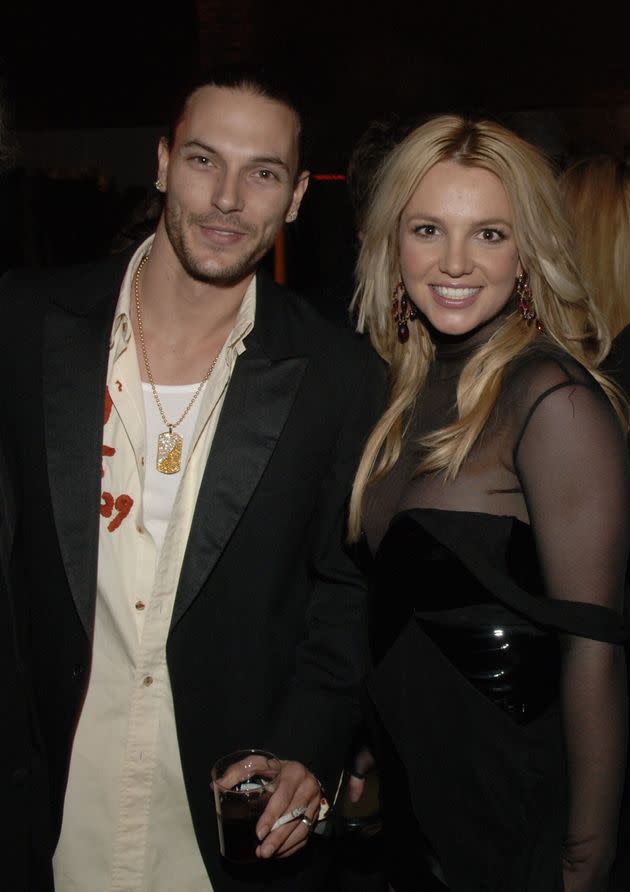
301,815,314,829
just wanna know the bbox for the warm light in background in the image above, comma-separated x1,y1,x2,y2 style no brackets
274,225,287,284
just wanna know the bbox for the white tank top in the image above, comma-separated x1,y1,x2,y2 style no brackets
142,382,204,554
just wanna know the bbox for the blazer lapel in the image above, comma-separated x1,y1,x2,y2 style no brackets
43,251,131,634
172,273,308,626
172,344,308,626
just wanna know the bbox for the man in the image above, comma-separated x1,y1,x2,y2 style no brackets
0,66,384,891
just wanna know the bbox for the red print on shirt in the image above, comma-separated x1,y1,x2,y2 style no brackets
104,386,113,424
101,384,134,532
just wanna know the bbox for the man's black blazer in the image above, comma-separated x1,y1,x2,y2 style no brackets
0,246,386,891
0,426,54,891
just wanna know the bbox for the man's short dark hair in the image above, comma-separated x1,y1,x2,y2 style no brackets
166,63,309,174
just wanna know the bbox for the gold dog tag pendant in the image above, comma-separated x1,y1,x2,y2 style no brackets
157,430,183,474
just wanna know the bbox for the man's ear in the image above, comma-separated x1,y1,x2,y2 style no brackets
156,137,170,192
286,171,310,222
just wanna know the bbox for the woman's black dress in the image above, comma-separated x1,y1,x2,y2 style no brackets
362,324,629,891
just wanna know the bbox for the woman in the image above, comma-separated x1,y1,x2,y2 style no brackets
348,115,629,892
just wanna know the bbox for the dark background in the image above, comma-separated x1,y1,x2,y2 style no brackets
2,1,630,316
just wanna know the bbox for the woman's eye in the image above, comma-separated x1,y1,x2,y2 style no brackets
414,224,437,237
480,228,504,242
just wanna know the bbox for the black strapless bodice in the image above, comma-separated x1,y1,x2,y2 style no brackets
360,337,629,892
365,509,572,891
371,510,560,725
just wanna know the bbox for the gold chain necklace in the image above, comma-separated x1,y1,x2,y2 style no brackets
134,254,220,475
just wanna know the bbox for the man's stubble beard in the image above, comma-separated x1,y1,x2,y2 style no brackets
164,201,277,287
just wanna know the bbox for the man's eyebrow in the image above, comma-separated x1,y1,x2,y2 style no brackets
181,140,289,171
250,155,290,171
181,139,218,154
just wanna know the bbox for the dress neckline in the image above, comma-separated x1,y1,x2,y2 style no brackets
431,301,515,362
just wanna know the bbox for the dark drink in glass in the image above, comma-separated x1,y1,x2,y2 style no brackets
212,750,280,864
218,781,270,862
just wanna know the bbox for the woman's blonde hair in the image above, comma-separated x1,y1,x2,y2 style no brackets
348,114,625,540
560,156,630,337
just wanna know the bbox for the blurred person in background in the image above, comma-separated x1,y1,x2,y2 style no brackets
346,115,413,244
560,156,630,340
560,153,630,892
560,156,630,408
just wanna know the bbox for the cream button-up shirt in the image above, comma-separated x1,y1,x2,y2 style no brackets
53,236,255,892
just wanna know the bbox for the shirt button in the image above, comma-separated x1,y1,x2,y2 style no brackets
136,524,145,534
135,600,145,611
142,675,153,687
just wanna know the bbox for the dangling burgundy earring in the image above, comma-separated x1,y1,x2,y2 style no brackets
515,272,544,334
392,281,418,343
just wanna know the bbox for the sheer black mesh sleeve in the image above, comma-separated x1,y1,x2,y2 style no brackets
515,360,629,890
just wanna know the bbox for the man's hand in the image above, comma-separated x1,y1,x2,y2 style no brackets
255,760,322,859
